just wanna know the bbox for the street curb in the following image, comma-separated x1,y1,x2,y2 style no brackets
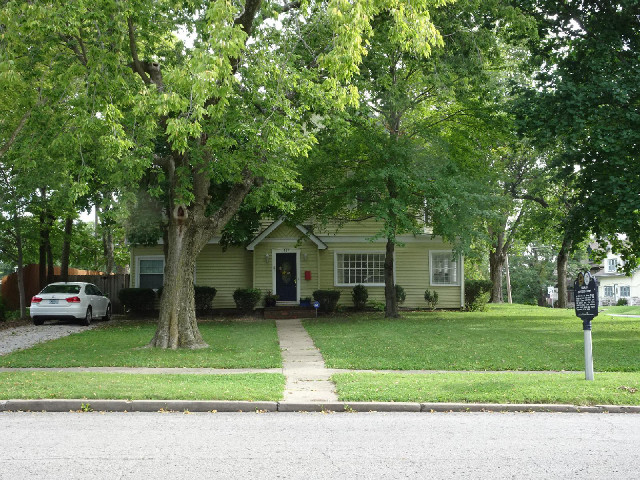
1,399,639,413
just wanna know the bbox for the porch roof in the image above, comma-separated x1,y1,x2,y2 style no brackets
246,217,327,251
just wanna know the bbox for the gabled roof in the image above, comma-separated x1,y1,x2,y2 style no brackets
246,217,327,251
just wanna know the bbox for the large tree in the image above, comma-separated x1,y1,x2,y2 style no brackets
516,0,640,272
3,1,456,346
296,0,535,315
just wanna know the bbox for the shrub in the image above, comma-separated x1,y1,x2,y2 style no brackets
313,290,341,313
617,298,629,306
464,279,493,311
352,284,368,310
194,286,217,313
233,288,261,313
118,288,157,313
395,285,406,305
424,289,439,310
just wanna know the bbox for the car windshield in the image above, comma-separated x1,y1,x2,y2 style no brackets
41,284,81,294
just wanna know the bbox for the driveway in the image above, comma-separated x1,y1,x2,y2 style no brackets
0,322,98,356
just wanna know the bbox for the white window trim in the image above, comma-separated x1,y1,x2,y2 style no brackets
135,255,165,289
604,285,615,297
607,258,618,273
271,248,301,304
429,250,461,287
333,250,393,287
620,285,631,297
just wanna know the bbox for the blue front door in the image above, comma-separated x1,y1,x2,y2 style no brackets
276,253,297,301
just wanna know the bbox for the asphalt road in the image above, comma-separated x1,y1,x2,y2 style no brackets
1,411,638,479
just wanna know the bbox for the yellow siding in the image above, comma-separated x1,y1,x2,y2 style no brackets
318,240,463,309
317,218,383,237
195,245,252,309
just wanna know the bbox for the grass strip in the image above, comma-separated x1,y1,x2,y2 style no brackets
303,304,640,371
601,306,640,315
0,321,282,368
333,372,640,405
0,372,285,401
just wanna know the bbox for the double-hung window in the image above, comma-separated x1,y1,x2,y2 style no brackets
430,251,459,286
137,256,165,289
620,286,631,297
604,285,614,297
607,258,618,272
335,253,385,286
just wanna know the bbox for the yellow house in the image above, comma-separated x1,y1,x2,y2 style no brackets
130,218,465,309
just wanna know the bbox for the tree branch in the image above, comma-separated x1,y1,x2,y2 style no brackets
127,17,151,85
0,106,36,158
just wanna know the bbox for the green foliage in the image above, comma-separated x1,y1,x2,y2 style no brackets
117,288,157,314
464,279,493,311
352,284,369,310
194,286,217,314
395,285,406,305
617,298,629,307
424,289,439,310
233,288,261,314
313,290,342,313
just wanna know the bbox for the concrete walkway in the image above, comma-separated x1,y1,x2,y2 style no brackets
276,319,338,403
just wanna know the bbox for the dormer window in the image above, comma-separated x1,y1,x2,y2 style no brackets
607,258,618,273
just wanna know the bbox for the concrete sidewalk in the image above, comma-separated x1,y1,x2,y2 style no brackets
276,319,338,403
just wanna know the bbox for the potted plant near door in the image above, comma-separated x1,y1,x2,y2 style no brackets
264,291,278,307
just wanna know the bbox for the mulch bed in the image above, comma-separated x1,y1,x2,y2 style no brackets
0,318,31,331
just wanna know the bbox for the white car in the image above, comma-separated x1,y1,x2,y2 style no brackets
30,282,111,326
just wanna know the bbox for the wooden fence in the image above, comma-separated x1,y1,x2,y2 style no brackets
53,275,130,314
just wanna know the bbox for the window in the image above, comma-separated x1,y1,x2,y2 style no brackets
607,258,618,272
138,257,164,289
430,251,459,286
335,253,385,286
620,286,630,297
604,285,614,297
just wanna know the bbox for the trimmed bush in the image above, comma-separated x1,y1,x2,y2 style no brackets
424,289,439,310
395,285,406,305
465,279,493,311
233,288,261,313
313,290,341,313
617,298,629,306
352,284,369,310
118,288,157,313
194,286,217,313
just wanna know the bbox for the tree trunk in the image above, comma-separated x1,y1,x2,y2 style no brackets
149,217,208,349
46,214,55,285
489,249,504,303
102,227,114,274
384,238,399,318
38,211,47,289
556,237,572,308
60,216,73,281
13,216,27,319
505,254,512,304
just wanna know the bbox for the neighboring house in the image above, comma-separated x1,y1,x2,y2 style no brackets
130,218,465,309
591,251,640,306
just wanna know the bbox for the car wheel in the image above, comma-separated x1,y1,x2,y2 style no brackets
82,307,92,326
33,317,44,326
103,304,112,321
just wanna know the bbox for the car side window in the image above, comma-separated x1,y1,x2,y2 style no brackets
84,285,95,295
93,285,103,296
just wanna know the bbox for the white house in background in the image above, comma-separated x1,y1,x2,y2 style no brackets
592,251,640,306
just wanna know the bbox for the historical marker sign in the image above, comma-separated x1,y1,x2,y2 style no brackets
574,271,598,381
574,272,598,321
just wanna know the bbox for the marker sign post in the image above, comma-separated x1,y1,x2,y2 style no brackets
313,301,320,318
574,272,598,381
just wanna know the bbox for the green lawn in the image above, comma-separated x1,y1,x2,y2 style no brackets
303,304,640,371
333,372,640,405
601,305,640,315
0,371,284,401
0,321,282,368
